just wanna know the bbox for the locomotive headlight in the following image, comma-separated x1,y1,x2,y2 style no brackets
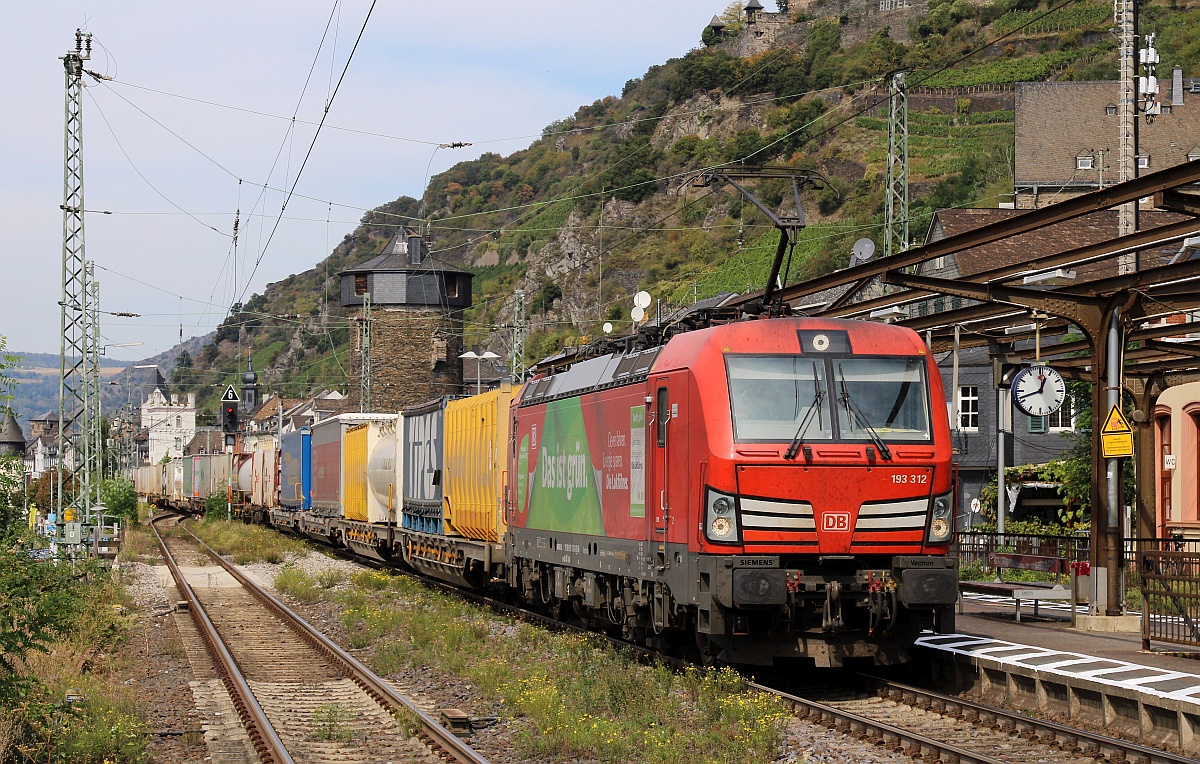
927,492,954,543
711,516,733,538
705,488,740,544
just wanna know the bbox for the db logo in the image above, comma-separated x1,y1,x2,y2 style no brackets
822,512,852,532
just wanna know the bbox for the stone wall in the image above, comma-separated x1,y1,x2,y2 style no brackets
351,307,465,413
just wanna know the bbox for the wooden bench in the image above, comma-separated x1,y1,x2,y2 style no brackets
959,553,1074,622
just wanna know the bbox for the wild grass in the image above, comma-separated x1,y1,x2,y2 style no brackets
274,564,322,604
116,519,160,564
309,570,790,763
310,703,356,742
190,517,308,564
3,571,148,763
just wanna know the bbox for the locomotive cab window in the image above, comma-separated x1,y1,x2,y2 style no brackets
727,356,831,442
834,358,931,442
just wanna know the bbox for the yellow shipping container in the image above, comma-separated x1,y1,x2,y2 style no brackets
444,384,519,541
343,422,369,522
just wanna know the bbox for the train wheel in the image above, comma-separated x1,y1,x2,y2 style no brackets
695,633,722,666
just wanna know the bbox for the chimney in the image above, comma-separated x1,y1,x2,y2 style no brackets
407,231,425,265
171,394,179,405
1173,66,1184,106
187,393,196,407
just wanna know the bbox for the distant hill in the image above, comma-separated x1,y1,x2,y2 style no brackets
5,332,214,434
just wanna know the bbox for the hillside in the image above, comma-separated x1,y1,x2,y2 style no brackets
171,0,1200,417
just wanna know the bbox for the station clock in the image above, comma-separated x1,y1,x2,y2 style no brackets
1011,364,1067,417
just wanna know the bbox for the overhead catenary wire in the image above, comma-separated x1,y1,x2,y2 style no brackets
237,0,379,307
88,0,1084,372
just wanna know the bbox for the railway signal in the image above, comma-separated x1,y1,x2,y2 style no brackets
220,385,240,436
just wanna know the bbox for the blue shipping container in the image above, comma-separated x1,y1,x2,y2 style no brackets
280,427,312,509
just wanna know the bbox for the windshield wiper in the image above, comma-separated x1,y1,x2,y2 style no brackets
784,361,825,461
837,363,893,461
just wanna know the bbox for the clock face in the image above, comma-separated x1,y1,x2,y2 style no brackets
1012,364,1066,417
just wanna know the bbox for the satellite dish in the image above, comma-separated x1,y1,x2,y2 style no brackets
631,306,646,323
850,238,875,266
634,291,652,309
603,322,613,334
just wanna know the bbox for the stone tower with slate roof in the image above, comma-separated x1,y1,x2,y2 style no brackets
339,227,473,411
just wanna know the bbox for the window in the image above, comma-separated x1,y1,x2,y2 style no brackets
1190,152,1200,163
727,357,831,442
1028,416,1046,434
656,387,670,447
1105,104,1117,115
445,275,460,299
1047,397,1074,431
176,415,182,428
354,274,368,295
1076,155,1094,170
1161,104,1172,115
958,386,979,431
834,358,931,442
174,437,182,450
1138,155,1151,170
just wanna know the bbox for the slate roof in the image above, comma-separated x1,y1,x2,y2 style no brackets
1015,79,1200,189
344,231,468,275
928,208,1195,281
0,412,25,446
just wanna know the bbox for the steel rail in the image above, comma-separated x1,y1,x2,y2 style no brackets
150,516,294,764
750,679,1013,764
858,675,1198,764
178,524,492,764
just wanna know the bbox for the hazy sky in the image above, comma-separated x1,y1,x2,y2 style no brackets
0,1,711,362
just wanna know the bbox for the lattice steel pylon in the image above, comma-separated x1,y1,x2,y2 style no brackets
358,292,371,412
511,289,526,382
1115,0,1138,270
884,72,909,259
85,263,102,515
58,30,93,525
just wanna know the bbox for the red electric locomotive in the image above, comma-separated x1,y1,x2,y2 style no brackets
506,315,958,667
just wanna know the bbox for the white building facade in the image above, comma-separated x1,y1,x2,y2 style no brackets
141,389,196,465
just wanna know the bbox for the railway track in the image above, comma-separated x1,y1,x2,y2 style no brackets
150,515,491,764
205,518,1199,764
755,674,1195,764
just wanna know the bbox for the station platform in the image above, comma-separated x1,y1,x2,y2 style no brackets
912,593,1200,754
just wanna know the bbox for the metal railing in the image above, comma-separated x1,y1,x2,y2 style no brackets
954,531,1090,569
1138,538,1200,650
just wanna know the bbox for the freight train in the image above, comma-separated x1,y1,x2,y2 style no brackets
137,316,959,668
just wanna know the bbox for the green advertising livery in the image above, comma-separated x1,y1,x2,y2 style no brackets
522,397,606,535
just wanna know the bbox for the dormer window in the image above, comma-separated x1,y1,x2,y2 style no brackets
1105,103,1117,115
1188,147,1200,162
1138,155,1151,169
1076,154,1094,170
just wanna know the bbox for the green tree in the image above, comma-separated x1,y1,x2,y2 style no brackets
99,478,138,523
172,349,194,394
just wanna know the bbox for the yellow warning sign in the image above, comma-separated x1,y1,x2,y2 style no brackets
1102,405,1132,434
1100,404,1134,458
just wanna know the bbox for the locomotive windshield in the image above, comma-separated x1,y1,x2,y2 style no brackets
727,355,930,443
727,356,832,442
833,358,930,442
